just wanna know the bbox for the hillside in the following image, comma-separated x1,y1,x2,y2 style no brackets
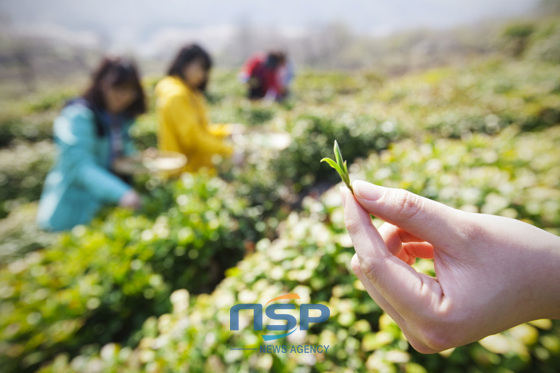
0,17,559,373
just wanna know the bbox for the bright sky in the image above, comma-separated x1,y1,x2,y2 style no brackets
0,0,540,56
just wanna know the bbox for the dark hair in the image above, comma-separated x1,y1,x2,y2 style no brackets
82,56,146,118
275,51,287,65
167,44,212,92
264,53,279,69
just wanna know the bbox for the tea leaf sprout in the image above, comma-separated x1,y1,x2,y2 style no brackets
321,140,353,194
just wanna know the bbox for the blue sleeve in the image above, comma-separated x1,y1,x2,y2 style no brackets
54,106,131,204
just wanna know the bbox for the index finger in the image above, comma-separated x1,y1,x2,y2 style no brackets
352,180,468,252
342,187,444,315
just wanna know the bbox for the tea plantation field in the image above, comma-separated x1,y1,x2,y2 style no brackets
1,19,560,372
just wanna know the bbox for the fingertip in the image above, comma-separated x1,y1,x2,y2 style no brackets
352,180,383,202
340,185,352,195
340,185,355,209
351,253,362,275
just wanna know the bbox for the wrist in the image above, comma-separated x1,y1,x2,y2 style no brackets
532,234,560,319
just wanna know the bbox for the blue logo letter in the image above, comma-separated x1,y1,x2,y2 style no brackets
265,304,297,331
230,304,263,331
300,304,330,330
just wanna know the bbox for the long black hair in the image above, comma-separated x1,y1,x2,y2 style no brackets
166,43,212,92
82,56,146,118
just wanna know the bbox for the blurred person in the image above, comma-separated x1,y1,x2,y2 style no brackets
277,54,295,100
240,50,289,101
37,57,145,231
156,43,236,173
341,180,560,354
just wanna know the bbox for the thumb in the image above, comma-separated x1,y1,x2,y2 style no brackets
352,180,469,251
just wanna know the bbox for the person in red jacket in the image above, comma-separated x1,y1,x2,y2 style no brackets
240,51,286,101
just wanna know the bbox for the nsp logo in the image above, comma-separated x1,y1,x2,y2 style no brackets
230,293,330,341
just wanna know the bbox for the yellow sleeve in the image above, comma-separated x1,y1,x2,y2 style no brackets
164,95,233,157
158,101,183,154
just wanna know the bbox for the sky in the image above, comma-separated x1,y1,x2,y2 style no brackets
0,0,541,57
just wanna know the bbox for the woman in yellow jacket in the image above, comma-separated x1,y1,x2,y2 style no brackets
156,44,233,173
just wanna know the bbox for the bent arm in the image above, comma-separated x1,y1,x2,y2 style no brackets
55,107,131,203
164,95,233,156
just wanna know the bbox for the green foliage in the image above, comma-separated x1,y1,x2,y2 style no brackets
0,89,76,147
292,71,374,103
0,204,58,264
501,17,560,61
0,110,55,147
271,112,401,192
25,90,76,114
370,58,560,137
129,113,158,149
353,125,560,234
503,23,535,39
0,173,259,372
36,181,560,372
527,20,560,63
1,28,560,372
235,105,277,126
320,140,353,193
207,70,281,126
0,141,54,219
501,22,535,57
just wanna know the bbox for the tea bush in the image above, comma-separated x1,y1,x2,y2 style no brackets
0,173,261,372
271,112,402,193
353,126,560,234
2,18,560,372
0,88,77,147
0,203,58,264
0,141,55,219
0,111,55,147
37,124,560,373
369,59,560,138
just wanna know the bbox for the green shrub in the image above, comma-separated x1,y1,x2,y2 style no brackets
373,59,560,137
528,27,560,64
38,180,560,372
270,112,402,192
0,203,58,264
0,173,260,372
58,124,555,372
353,125,560,233
25,90,76,114
235,104,277,126
0,141,55,218
501,22,536,57
0,88,77,146
0,111,56,147
3,47,560,373
129,113,158,149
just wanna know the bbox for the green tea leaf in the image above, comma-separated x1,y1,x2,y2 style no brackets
343,160,350,180
334,140,343,168
320,157,345,178
321,141,354,194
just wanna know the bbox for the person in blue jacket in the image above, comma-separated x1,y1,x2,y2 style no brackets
37,57,146,231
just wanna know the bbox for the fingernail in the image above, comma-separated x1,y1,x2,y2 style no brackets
353,180,383,202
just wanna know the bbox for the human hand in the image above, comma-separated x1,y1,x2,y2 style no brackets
142,147,159,158
341,180,560,353
232,149,245,167
228,123,245,146
119,189,141,210
248,76,260,88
